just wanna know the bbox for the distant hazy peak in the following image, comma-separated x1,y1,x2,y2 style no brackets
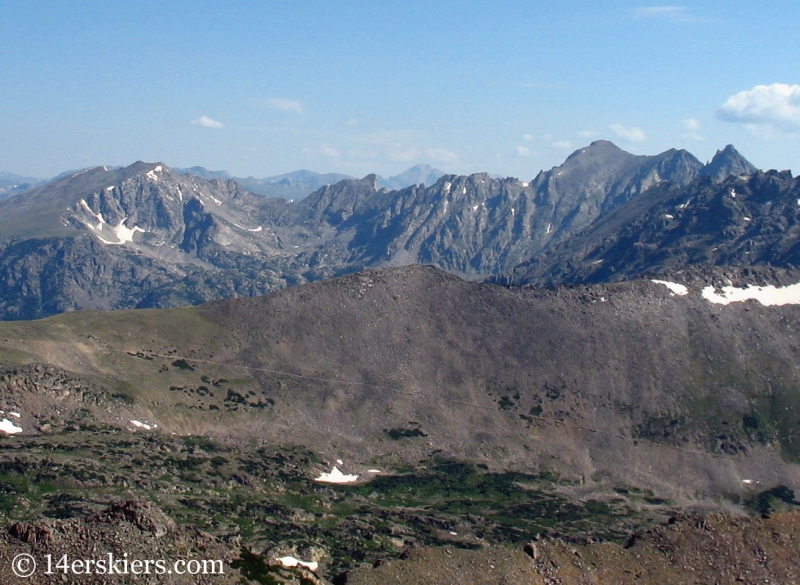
0,171,46,183
173,166,231,180
378,164,446,190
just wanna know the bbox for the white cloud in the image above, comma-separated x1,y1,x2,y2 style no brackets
267,98,305,114
717,83,800,136
552,140,573,149
578,130,599,138
523,133,535,141
516,145,531,156
683,118,699,131
191,116,224,128
346,119,359,126
610,124,646,142
681,118,704,141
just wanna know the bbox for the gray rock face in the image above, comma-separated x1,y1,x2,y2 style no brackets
0,163,301,319
497,170,800,287
310,141,706,278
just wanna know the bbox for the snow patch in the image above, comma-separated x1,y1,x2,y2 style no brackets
664,214,674,219
105,186,114,191
442,181,451,194
546,223,552,234
652,280,689,296
730,189,736,198
743,217,751,222
521,182,529,187
277,556,318,572
472,205,479,211
145,166,162,181
113,219,145,244
232,223,262,232
81,199,106,229
78,201,145,245
129,420,157,430
314,466,358,484
9,412,20,418
0,418,23,434
367,469,381,473
701,282,800,306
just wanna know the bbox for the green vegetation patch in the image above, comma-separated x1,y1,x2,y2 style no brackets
384,427,427,440
0,432,656,580
746,485,799,516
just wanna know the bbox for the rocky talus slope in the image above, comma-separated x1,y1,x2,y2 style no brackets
348,512,800,585
0,266,799,581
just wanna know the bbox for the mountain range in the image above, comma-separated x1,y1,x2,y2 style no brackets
0,163,446,204
0,140,790,321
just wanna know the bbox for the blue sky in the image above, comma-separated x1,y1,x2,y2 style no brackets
2,1,799,180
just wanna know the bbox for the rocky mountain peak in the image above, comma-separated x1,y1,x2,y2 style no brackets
556,140,633,173
584,139,626,153
301,174,383,225
700,144,758,182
